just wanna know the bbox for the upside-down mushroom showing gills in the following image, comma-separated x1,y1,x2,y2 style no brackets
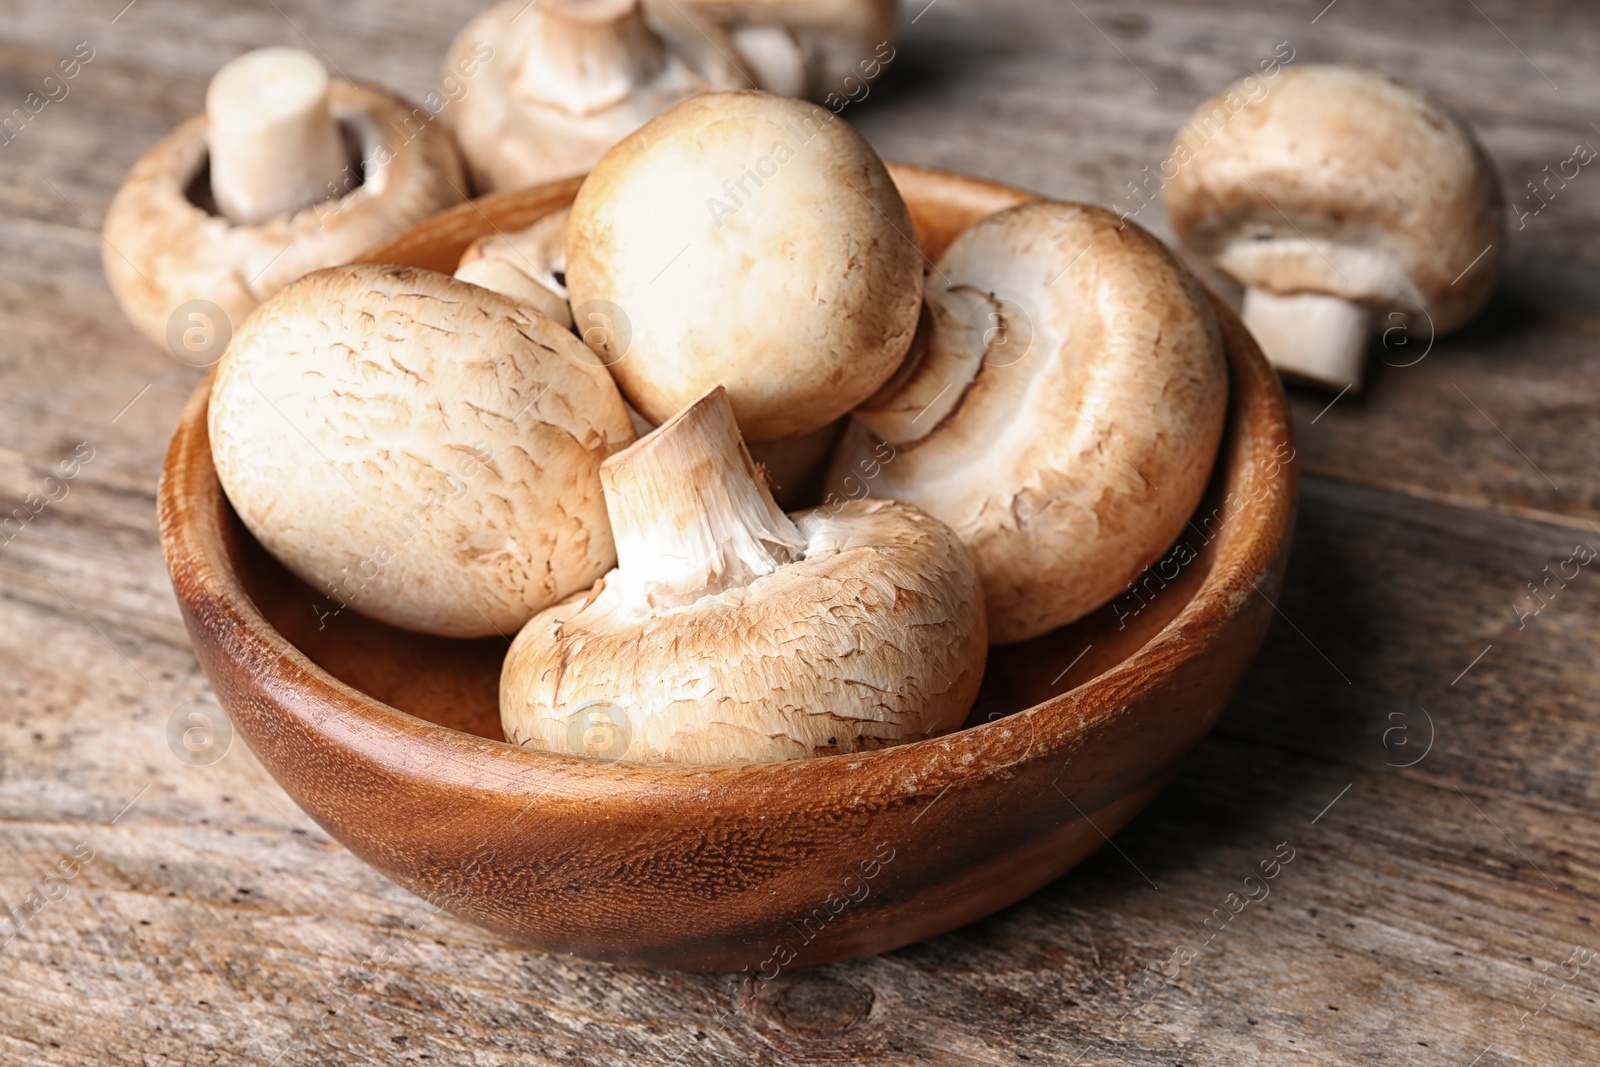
829,200,1230,645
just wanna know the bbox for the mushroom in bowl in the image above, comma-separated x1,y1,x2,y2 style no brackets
501,387,987,764
103,48,467,352
1162,64,1505,391
206,262,636,638
828,200,1230,644
158,165,1296,970
443,0,748,193
452,207,574,327
565,90,923,442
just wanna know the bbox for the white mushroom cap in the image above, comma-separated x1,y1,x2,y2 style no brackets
103,74,467,349
500,387,986,764
565,90,923,441
828,200,1229,645
1162,65,1505,389
454,207,573,327
208,263,636,638
443,0,746,193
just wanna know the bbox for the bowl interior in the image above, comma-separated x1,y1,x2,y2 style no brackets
224,163,1225,749
231,476,1208,743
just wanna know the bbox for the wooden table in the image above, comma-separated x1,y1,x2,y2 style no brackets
3,1,1597,1063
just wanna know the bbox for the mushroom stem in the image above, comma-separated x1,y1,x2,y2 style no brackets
728,23,808,97
1241,287,1372,392
205,48,352,225
600,387,805,610
514,0,666,115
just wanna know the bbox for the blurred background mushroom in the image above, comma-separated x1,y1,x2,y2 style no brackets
443,0,899,193
828,200,1229,644
102,47,467,351
207,263,636,638
655,0,898,102
442,0,749,193
1162,64,1506,392
500,387,986,764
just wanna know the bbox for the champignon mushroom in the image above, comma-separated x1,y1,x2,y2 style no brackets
747,418,846,508
619,407,845,509
500,386,986,764
648,0,897,102
826,199,1229,645
1162,64,1505,391
207,263,636,638
454,207,573,327
443,0,747,193
564,90,923,442
103,48,467,350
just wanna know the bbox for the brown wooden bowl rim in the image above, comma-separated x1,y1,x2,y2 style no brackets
158,163,1296,815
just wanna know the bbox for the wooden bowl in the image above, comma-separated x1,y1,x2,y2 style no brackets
158,164,1296,972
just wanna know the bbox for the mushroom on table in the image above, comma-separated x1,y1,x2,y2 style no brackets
652,0,898,102
207,263,636,639
102,48,467,351
500,387,987,764
443,0,747,193
828,200,1230,645
564,90,923,442
1162,64,1505,392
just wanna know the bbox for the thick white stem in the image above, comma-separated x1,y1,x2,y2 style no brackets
514,0,666,115
1241,287,1371,392
454,259,573,328
640,0,754,90
601,387,804,609
206,48,351,225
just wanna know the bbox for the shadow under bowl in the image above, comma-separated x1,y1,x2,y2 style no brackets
158,164,1297,972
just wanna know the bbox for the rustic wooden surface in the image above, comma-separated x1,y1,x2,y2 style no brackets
2,0,1598,1063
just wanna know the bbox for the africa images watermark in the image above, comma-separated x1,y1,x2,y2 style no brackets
1109,441,1296,631
315,839,500,1027
308,39,494,230
1514,943,1599,1032
0,840,96,954
818,438,898,517
1514,140,1596,230
0,441,96,551
1122,841,1299,1019
1511,539,1595,631
0,40,95,149
705,41,898,229
746,842,897,983
1114,40,1297,226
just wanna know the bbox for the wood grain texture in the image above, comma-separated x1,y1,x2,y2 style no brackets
2,0,1599,1062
